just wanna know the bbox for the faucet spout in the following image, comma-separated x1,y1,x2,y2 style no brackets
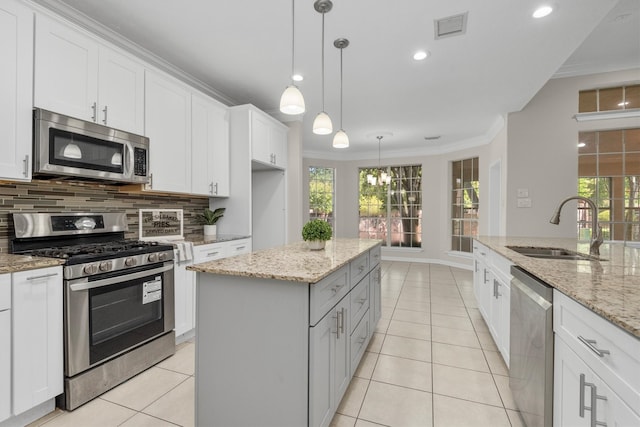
550,196,603,256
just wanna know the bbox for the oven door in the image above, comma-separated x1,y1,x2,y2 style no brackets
64,262,174,377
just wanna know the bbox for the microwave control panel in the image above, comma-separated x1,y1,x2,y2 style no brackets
133,148,147,177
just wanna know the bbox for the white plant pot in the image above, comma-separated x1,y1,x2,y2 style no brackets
307,240,326,250
204,224,217,237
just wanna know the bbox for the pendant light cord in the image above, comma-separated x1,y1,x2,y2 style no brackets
321,13,325,110
290,0,295,83
339,47,343,128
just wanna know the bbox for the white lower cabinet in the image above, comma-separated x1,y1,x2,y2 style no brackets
11,266,63,416
0,274,11,423
472,240,512,366
554,337,639,426
309,297,350,427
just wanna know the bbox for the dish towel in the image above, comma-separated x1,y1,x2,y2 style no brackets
174,241,194,263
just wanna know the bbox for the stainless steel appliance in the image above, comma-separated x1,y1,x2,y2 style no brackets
510,266,554,427
11,212,175,410
33,108,149,184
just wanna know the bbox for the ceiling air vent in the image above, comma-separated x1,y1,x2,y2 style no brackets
434,12,468,39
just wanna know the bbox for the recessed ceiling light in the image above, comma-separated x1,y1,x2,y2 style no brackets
292,74,303,82
533,6,553,18
413,51,429,61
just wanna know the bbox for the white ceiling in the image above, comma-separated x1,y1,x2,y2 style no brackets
39,0,640,159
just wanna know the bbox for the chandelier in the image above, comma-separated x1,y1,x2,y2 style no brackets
367,135,391,185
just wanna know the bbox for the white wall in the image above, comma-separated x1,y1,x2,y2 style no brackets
286,121,304,243
506,69,640,237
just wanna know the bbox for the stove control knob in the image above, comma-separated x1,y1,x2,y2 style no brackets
148,253,159,263
158,252,168,261
99,261,113,272
83,264,99,275
124,257,137,267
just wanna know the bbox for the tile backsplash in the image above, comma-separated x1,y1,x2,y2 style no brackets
0,179,209,252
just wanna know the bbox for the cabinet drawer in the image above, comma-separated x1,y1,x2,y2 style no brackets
310,266,349,326
350,253,369,289
350,313,370,374
350,274,370,333
0,274,9,311
226,239,251,257
369,246,381,268
554,291,640,410
193,243,226,263
473,240,489,261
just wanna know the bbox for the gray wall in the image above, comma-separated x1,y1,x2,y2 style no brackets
506,68,640,237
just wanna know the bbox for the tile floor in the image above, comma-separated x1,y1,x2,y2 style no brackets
29,261,525,427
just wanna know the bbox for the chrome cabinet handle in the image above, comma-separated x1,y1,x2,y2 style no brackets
206,251,220,257
91,102,97,122
483,269,488,284
214,182,218,195
235,246,246,251
209,182,214,195
578,336,611,358
148,173,153,189
493,279,502,298
334,310,341,339
339,307,345,335
22,155,29,177
26,272,58,281
580,374,607,427
102,105,108,124
474,260,478,273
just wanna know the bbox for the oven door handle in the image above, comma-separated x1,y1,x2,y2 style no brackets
69,264,173,291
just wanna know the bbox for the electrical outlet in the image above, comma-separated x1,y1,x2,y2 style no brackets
517,188,529,198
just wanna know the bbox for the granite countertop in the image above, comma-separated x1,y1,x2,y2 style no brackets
477,236,640,338
188,238,382,283
183,234,251,246
0,253,66,274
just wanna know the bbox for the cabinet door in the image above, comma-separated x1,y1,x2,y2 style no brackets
174,258,195,337
270,125,288,169
145,71,192,194
0,0,33,181
498,280,510,367
309,298,350,427
98,47,144,134
192,94,229,197
12,266,63,415
250,111,272,165
0,310,9,422
34,14,98,122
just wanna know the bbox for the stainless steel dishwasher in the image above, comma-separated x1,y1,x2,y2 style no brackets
510,266,554,427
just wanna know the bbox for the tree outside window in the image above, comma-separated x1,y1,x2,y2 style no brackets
309,167,335,228
451,157,479,253
358,165,422,248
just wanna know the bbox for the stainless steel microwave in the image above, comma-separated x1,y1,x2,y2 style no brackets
33,108,149,184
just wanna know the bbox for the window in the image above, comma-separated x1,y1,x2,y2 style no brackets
578,128,640,241
309,167,335,228
579,84,640,113
358,165,422,248
451,157,479,253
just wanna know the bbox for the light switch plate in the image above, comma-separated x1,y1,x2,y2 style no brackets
517,188,529,198
517,198,532,208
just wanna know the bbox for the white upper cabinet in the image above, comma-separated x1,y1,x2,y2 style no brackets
0,0,33,181
34,13,144,134
191,93,230,197
249,108,288,169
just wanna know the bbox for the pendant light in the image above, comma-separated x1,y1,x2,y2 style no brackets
332,38,349,148
279,0,305,115
312,0,333,135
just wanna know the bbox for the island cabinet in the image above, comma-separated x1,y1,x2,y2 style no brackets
192,240,382,427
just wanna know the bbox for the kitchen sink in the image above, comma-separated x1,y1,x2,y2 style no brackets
506,246,601,261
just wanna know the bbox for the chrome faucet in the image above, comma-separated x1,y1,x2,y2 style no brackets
550,196,603,256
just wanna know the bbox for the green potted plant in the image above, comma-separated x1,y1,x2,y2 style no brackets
302,219,332,250
197,207,225,237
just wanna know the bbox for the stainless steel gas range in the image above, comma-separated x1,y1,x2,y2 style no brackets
10,212,176,410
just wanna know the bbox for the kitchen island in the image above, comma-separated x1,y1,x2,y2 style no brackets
188,238,382,427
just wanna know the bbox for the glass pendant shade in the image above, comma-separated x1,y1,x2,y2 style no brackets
332,129,349,148
280,85,305,115
313,111,333,135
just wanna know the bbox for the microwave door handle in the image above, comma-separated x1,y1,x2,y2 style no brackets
124,142,134,177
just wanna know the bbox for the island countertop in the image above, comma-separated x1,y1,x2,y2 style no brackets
0,253,65,274
477,236,640,338
187,238,382,283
